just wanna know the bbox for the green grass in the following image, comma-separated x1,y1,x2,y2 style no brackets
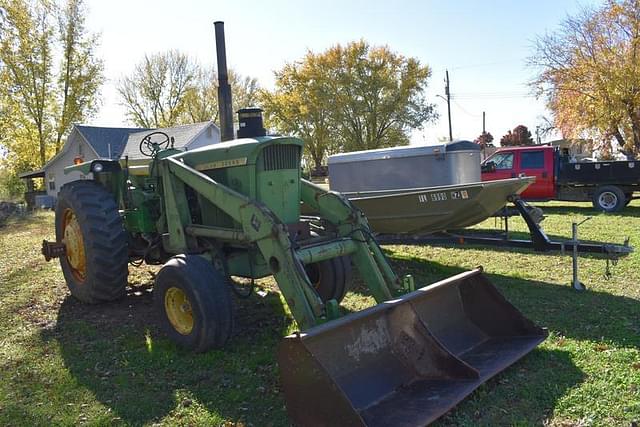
0,203,639,426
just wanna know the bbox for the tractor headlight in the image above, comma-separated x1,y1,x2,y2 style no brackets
93,162,103,173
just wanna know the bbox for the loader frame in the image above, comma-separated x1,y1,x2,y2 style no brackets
159,155,405,329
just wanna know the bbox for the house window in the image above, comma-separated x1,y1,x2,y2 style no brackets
48,175,55,190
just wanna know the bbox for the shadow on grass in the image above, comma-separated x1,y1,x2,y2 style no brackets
374,256,640,349
381,232,633,261
0,209,50,229
40,256,638,426
40,284,293,426
540,204,640,218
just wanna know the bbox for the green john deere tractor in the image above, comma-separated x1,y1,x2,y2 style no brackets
42,22,547,426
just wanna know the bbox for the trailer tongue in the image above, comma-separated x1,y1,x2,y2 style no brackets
279,269,546,426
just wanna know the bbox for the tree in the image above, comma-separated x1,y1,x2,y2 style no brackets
0,0,103,174
55,0,103,152
474,131,494,149
260,61,337,174
118,52,260,128
182,67,259,124
531,0,640,155
331,41,437,152
0,0,55,169
261,40,437,172
500,125,535,146
117,50,197,128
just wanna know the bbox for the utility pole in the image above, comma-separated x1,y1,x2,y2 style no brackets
445,70,452,141
482,111,486,134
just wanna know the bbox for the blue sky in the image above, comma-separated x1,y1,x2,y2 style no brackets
86,0,599,143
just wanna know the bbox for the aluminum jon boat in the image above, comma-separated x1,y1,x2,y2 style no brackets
325,141,534,234
338,177,534,234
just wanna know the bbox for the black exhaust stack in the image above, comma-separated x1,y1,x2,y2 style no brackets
214,21,234,142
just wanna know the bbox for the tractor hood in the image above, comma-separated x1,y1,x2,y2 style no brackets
172,135,305,171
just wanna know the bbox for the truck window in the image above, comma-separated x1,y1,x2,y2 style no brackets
492,152,514,170
521,151,545,169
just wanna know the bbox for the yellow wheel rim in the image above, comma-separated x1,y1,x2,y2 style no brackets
62,208,86,282
164,287,194,335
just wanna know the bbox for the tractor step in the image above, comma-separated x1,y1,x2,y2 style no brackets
278,268,547,426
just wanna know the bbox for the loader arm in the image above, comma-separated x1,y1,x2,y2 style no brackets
163,157,322,329
162,158,402,330
301,179,402,300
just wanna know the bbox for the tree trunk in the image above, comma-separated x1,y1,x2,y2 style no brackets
612,128,625,148
627,107,640,155
38,127,46,167
312,153,323,176
57,44,73,154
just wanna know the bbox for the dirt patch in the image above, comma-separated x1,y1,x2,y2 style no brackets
16,298,62,329
47,278,288,344
55,284,158,333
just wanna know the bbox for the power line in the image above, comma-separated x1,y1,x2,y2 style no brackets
451,91,536,100
450,99,483,118
448,60,522,71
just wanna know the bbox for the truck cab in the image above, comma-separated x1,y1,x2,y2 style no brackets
482,146,556,200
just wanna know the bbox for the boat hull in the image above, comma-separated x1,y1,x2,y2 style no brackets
342,177,534,234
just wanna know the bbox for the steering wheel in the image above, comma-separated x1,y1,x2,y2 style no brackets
139,131,171,157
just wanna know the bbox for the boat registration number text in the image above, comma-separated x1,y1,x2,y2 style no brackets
418,190,469,203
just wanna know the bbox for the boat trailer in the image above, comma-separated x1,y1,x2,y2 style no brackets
378,197,632,257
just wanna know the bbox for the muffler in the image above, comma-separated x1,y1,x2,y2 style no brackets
278,268,547,426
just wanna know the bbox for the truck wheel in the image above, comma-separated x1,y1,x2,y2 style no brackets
305,256,352,303
154,255,234,352
592,186,625,212
55,180,128,303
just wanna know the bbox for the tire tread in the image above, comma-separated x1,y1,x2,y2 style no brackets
55,180,128,303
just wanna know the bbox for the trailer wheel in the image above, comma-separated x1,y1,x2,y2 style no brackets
55,180,128,303
154,255,234,352
592,186,625,212
305,256,352,303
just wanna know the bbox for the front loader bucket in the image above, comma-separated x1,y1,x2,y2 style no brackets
278,268,547,426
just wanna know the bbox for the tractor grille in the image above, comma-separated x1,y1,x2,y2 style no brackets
262,145,300,171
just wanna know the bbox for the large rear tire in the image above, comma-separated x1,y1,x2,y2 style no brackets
55,180,128,303
305,256,352,303
592,185,625,212
154,255,234,352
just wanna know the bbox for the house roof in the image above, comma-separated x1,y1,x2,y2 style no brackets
120,121,215,159
18,169,45,179
76,125,149,159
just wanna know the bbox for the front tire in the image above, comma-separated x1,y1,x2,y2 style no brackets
55,180,128,303
592,185,625,212
304,256,352,303
154,255,234,352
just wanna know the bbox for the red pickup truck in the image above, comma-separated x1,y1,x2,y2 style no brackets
481,145,640,212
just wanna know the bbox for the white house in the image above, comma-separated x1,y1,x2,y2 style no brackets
42,125,147,198
32,121,220,200
120,121,220,161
